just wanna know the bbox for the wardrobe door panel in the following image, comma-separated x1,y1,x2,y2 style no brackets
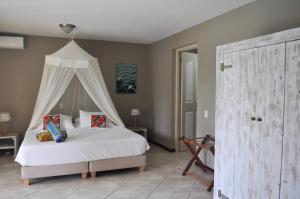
217,51,238,199
259,43,285,199
247,47,263,199
281,40,300,199
234,48,258,199
214,47,224,199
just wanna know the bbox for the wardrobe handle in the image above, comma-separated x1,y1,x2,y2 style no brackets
257,117,262,122
251,117,256,121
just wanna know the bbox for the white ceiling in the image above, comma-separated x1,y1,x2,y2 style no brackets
0,0,254,44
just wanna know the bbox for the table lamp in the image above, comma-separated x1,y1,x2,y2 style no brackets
130,108,140,127
0,112,11,135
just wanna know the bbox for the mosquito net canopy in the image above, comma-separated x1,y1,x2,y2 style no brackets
28,40,124,130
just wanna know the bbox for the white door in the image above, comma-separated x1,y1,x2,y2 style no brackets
180,52,197,151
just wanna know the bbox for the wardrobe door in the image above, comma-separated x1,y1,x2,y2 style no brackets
281,40,300,199
234,44,285,199
215,51,238,199
258,43,285,199
247,46,264,199
234,48,259,199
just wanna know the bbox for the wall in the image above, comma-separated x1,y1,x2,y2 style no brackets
0,36,150,135
148,0,300,149
1,0,300,147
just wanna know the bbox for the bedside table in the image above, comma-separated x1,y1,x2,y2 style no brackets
127,127,148,139
0,133,19,157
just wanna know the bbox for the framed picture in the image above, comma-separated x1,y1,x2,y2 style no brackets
116,63,137,94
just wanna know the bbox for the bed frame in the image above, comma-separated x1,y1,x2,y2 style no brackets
21,155,146,185
22,162,88,185
89,155,146,178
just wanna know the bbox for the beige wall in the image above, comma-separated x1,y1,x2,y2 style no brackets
0,36,150,135
149,0,300,149
1,0,300,148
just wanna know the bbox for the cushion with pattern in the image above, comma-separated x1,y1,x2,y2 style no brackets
43,115,60,130
91,114,107,128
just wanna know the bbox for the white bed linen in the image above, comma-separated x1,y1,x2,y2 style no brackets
15,127,150,166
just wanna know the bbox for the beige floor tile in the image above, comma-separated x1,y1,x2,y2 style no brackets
148,168,195,199
65,180,125,199
0,145,213,199
106,173,165,199
188,182,213,199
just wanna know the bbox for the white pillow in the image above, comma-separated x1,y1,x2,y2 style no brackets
60,114,74,130
79,110,102,128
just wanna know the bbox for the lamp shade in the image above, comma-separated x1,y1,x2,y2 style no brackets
131,108,140,116
0,112,11,122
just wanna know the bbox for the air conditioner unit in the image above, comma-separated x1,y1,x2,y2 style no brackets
0,36,24,49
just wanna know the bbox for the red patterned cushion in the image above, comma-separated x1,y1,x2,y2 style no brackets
91,114,107,128
43,115,60,130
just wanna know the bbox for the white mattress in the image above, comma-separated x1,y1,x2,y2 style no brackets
15,126,150,166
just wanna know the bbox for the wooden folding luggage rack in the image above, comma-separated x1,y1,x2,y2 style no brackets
182,135,215,191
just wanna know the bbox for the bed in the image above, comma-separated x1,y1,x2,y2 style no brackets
15,126,149,185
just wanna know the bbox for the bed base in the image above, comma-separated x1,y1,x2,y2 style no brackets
21,155,146,185
89,155,146,178
21,162,88,186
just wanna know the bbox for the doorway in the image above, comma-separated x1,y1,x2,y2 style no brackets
174,43,198,152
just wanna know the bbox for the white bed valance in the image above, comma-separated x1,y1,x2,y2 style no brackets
28,40,124,130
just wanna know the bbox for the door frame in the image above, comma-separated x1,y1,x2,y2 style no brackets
174,43,198,152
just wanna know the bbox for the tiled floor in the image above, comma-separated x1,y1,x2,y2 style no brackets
0,145,213,199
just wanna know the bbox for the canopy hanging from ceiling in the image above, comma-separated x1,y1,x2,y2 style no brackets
28,40,124,130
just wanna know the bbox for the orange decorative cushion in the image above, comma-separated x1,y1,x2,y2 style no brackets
43,115,60,130
91,114,107,128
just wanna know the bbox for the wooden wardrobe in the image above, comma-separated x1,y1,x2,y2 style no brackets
215,27,300,199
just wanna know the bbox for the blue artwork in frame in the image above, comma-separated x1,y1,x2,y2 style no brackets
116,63,137,94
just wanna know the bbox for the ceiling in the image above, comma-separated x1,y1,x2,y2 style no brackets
0,0,254,44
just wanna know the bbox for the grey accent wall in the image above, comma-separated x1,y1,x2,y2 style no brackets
148,0,300,149
0,36,150,135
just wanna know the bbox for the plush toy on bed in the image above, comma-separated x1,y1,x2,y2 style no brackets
36,131,54,142
47,121,68,143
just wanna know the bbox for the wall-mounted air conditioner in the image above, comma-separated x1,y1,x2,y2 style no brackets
0,36,24,49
